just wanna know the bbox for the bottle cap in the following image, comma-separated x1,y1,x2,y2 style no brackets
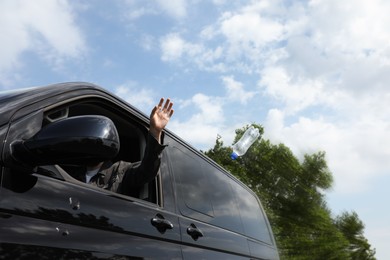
230,152,238,160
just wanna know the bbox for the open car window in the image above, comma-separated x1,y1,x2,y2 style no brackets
36,98,162,206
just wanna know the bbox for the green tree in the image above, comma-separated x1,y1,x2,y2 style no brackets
205,124,375,259
335,211,376,260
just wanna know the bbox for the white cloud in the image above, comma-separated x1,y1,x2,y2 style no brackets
125,7,155,20
159,1,288,73
259,66,325,114
165,80,256,149
186,93,224,124
122,1,157,20
160,33,187,61
114,81,155,113
0,0,86,85
160,33,225,71
264,105,390,194
156,0,187,19
159,33,212,63
212,0,227,5
220,9,284,59
169,120,222,149
123,0,187,20
169,93,226,148
282,0,390,94
222,76,256,104
308,0,390,54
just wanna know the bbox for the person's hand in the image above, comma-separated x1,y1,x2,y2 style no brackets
149,98,174,143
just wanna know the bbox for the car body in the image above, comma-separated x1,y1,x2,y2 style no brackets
0,82,279,259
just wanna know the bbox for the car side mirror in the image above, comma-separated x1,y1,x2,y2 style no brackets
10,115,120,166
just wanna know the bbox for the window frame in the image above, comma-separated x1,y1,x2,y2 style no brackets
7,94,164,207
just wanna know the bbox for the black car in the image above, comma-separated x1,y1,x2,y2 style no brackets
0,82,279,259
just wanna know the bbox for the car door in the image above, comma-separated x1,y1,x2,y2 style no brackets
165,137,251,259
0,88,183,259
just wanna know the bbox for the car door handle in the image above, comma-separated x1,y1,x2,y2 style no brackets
187,224,203,241
151,213,173,233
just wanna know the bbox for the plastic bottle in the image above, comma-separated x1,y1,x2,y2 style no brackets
230,126,260,160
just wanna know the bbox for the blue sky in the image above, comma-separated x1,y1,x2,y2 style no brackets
1,0,389,258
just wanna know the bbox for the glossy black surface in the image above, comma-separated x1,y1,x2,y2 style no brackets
0,83,103,127
11,115,120,166
0,166,182,259
0,82,110,160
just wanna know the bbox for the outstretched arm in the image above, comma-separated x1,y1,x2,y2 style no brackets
149,98,174,143
117,98,174,195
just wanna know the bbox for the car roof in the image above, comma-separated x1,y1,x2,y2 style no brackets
0,82,105,127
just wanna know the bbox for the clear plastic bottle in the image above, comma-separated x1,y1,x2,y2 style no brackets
230,126,260,160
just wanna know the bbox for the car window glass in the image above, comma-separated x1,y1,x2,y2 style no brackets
171,145,245,233
202,162,244,233
171,146,214,218
233,183,273,244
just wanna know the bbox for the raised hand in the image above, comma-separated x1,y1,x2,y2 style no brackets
149,98,174,143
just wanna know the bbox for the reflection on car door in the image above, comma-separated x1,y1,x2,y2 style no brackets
0,165,182,259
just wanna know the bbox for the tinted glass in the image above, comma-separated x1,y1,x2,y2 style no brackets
171,146,243,233
171,146,214,217
204,164,243,233
233,183,273,244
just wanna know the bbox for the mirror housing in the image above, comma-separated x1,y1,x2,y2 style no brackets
11,115,120,166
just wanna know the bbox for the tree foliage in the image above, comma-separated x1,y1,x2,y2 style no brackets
204,124,376,260
335,211,376,259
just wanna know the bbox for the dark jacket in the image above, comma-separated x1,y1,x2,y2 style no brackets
71,133,166,197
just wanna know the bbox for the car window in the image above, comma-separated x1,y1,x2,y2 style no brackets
171,144,243,233
233,183,273,244
171,146,214,218
38,99,161,205
171,142,273,243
